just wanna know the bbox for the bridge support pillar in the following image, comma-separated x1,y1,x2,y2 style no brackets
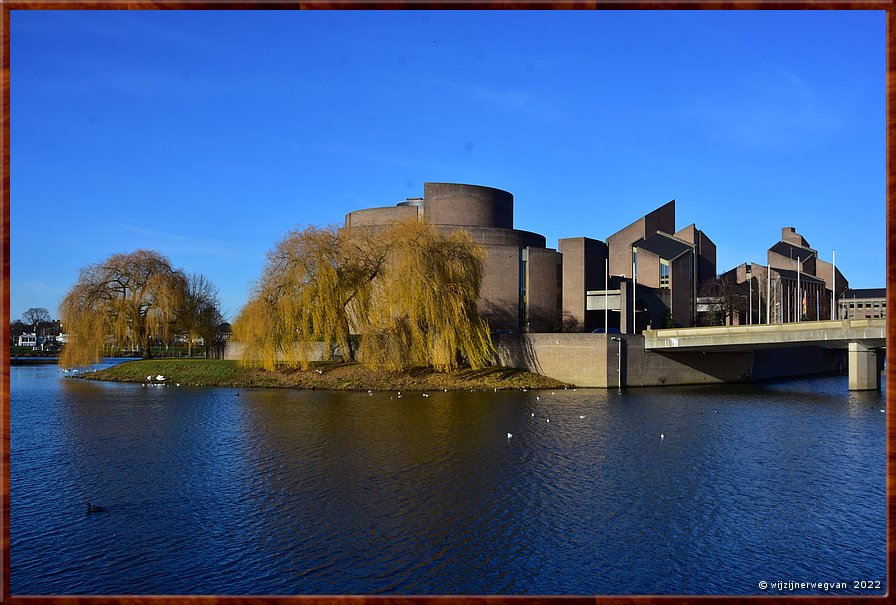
848,342,880,391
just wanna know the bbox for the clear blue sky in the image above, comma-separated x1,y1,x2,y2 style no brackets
10,9,885,323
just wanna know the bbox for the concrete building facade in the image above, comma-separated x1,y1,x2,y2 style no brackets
561,200,716,332
344,182,561,333
840,288,886,320
719,227,851,325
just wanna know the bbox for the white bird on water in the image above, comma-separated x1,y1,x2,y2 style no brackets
580,415,585,419
546,418,550,423
507,432,512,440
156,375,165,381
661,433,665,440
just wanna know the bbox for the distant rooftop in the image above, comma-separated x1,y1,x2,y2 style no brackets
769,241,816,263
774,268,825,285
842,288,886,299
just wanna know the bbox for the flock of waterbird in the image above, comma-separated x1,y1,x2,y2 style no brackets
141,374,181,387
507,391,593,441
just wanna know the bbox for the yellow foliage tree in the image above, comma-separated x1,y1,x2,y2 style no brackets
232,221,493,372
59,250,187,367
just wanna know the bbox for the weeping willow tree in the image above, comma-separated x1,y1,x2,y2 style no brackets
232,221,493,372
59,250,187,367
361,221,493,371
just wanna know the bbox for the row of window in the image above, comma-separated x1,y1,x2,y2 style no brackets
843,301,886,309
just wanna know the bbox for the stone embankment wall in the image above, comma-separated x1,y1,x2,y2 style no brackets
493,334,847,388
225,334,847,388
223,342,329,363
493,333,612,387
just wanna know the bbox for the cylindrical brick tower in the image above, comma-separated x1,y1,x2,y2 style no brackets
423,183,513,230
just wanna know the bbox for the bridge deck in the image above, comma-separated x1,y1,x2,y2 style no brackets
643,319,885,352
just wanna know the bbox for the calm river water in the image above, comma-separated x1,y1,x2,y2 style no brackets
10,361,887,596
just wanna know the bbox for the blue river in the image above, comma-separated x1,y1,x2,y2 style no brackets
9,361,887,595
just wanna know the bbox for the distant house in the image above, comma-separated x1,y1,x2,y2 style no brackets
17,333,37,348
839,288,886,320
208,322,233,359
216,322,232,341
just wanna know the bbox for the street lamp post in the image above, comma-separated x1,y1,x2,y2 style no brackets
632,247,638,335
611,336,623,388
746,263,752,325
832,250,836,321
605,257,609,332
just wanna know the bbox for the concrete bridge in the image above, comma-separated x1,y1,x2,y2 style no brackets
643,319,886,390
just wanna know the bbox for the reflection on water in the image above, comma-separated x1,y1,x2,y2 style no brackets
10,365,886,595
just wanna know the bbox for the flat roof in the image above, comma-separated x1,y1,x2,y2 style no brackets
842,288,886,299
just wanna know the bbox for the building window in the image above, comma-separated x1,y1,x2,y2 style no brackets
660,259,670,289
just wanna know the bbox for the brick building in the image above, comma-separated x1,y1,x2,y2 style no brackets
345,182,562,333
560,200,716,332
839,288,886,320
719,227,850,325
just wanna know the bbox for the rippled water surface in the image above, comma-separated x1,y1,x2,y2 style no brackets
10,362,886,595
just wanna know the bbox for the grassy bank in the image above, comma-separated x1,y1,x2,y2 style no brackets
82,359,572,391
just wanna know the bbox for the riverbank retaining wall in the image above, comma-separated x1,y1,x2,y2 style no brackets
223,342,329,363
492,333,612,387
492,334,847,387
225,335,848,388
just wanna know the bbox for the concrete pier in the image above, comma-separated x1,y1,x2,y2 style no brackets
848,342,881,391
